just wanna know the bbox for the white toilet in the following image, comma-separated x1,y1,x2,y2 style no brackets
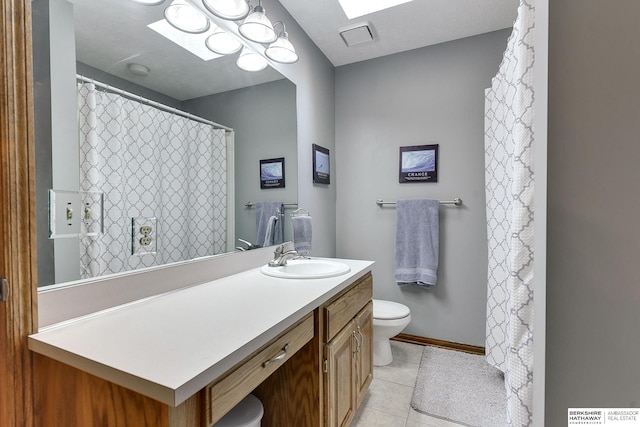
214,394,263,427
372,299,412,366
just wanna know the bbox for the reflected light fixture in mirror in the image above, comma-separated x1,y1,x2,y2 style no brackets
136,0,298,71
206,25,243,55
236,46,268,71
202,0,251,21
238,0,277,43
127,63,151,76
265,22,298,64
165,0,211,34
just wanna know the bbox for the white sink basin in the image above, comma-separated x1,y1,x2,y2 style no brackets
260,259,351,279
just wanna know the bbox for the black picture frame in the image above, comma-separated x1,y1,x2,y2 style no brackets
312,144,330,185
399,144,439,183
260,157,285,189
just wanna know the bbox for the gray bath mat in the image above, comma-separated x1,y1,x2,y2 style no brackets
411,345,506,426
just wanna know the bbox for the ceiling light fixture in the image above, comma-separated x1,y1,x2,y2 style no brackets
145,0,298,71
265,22,298,64
236,46,268,71
205,25,243,55
202,0,250,21
164,0,211,34
238,0,276,44
127,63,150,76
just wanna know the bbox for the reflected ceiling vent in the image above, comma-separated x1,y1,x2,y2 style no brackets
339,22,375,47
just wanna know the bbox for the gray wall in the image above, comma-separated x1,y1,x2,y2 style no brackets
545,0,640,423
262,0,336,257
33,0,81,285
183,79,298,247
32,0,54,286
335,30,510,346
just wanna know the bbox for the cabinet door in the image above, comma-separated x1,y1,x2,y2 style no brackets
324,320,356,427
354,302,373,407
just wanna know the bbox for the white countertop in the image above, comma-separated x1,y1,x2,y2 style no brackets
28,258,374,407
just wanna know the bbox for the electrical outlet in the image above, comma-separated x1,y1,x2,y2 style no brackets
139,236,153,246
131,217,157,255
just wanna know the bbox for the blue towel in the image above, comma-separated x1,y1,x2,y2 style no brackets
394,199,439,288
291,215,312,255
256,202,283,246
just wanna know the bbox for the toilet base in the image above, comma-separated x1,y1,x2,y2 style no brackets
373,339,393,366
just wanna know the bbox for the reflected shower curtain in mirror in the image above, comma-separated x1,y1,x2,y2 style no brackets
77,82,227,279
484,0,535,425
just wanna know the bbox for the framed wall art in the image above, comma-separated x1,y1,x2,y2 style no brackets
399,144,439,183
312,144,330,185
260,157,285,189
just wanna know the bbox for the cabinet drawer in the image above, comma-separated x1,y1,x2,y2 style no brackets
323,273,372,341
205,313,314,426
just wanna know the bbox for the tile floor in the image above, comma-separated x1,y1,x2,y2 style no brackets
352,341,465,427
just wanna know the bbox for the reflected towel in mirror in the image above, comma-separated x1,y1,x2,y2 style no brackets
256,201,284,246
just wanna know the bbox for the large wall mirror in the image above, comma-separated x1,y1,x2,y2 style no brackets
33,0,298,288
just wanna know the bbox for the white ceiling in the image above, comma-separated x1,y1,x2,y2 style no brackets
71,0,285,101
70,0,518,100
279,0,519,66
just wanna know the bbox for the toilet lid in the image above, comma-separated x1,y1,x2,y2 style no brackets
373,299,411,320
214,394,263,426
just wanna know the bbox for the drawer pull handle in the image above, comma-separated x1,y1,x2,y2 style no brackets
357,326,364,353
352,331,359,357
262,344,289,368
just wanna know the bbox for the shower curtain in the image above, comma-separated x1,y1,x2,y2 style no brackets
484,0,535,425
77,82,227,278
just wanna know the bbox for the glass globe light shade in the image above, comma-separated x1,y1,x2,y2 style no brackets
164,0,210,34
265,33,298,63
202,0,250,21
238,5,276,43
236,46,268,72
205,26,243,55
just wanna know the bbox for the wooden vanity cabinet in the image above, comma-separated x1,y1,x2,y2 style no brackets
205,313,315,426
325,319,357,427
322,274,373,427
32,272,374,427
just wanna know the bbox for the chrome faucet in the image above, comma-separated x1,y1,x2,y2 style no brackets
268,244,299,267
237,238,260,251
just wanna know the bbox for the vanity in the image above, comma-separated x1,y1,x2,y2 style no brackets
29,250,374,427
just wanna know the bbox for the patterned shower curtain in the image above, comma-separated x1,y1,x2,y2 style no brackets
484,0,535,425
77,82,228,279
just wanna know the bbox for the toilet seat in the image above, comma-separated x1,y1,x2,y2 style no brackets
373,299,410,320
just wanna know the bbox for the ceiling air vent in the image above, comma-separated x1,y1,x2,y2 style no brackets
339,22,375,47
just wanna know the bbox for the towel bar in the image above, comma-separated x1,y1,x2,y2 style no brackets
291,208,310,217
245,202,298,208
375,198,462,206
